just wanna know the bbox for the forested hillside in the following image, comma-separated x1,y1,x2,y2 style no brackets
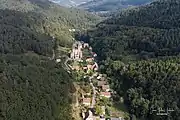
0,0,100,49
0,0,99,119
78,0,180,119
107,0,180,29
0,54,73,120
0,9,54,55
78,0,153,13
87,0,180,60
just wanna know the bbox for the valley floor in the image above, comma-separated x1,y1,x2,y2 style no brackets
59,41,130,120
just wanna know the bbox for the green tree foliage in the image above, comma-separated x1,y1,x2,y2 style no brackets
95,105,103,115
84,0,180,61
109,0,180,29
79,0,180,119
0,54,73,120
0,0,101,119
0,9,54,55
0,0,101,50
104,58,180,120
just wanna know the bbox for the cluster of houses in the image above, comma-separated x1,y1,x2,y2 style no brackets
81,73,112,120
81,74,111,106
70,41,123,120
70,41,98,73
83,60,98,73
97,75,111,98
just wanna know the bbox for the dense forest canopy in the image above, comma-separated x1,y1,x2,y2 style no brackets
77,0,180,119
86,0,180,60
0,54,73,120
107,0,180,29
0,9,54,55
101,57,180,120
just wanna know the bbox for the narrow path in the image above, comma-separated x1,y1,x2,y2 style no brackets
89,76,96,108
52,49,55,60
62,56,71,73
48,49,55,60
64,57,71,70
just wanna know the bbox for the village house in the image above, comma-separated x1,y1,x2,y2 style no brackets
87,64,93,70
70,41,83,60
97,74,106,80
86,92,91,96
83,43,89,48
82,98,91,106
89,46,92,51
83,66,88,70
86,57,94,62
72,65,81,71
85,63,98,73
92,62,98,71
98,81,107,87
84,110,96,120
97,76,102,80
102,85,110,92
100,92,111,98
94,67,98,71
92,52,97,57
100,117,105,120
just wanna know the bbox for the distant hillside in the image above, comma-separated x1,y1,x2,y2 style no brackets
107,0,180,29
50,0,153,14
78,0,153,13
0,0,100,51
88,0,180,60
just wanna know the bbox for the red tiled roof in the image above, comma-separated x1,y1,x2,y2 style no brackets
100,92,111,96
83,98,91,103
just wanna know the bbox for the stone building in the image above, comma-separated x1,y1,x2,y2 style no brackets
70,41,83,60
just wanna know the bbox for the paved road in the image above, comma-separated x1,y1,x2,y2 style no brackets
89,76,96,108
